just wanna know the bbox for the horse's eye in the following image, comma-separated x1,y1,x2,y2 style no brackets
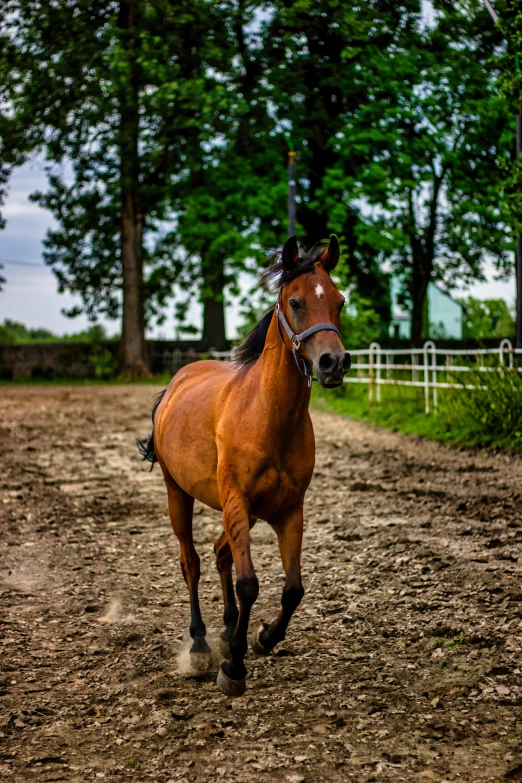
290,299,301,311
339,298,346,311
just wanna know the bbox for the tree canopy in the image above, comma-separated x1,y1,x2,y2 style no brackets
320,1,513,344
459,296,516,340
0,0,517,361
1,0,236,373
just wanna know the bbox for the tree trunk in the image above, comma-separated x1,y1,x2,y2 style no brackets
201,255,227,351
118,1,151,379
410,257,430,347
408,176,441,347
120,189,151,377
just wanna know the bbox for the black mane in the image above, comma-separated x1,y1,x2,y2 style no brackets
234,242,328,367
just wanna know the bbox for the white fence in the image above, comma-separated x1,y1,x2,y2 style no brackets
348,340,522,414
162,341,522,415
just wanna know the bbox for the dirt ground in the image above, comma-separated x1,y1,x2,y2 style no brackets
1,385,522,783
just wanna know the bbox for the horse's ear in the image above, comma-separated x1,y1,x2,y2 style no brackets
319,235,340,272
282,235,300,271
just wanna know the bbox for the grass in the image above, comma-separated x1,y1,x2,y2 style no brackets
312,370,522,454
313,382,440,440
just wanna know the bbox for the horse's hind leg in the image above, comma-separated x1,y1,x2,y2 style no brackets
251,502,304,656
216,496,259,697
166,480,212,673
214,531,238,646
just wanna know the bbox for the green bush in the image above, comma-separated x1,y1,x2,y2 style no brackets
340,294,387,348
440,368,522,451
0,319,55,343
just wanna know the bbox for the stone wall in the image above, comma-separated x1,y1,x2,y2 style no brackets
0,342,116,380
0,338,232,380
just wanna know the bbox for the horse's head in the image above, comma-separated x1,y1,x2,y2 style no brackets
279,235,351,388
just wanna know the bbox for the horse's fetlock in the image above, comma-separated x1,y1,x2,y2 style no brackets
190,633,209,654
190,620,206,640
236,574,259,604
229,635,248,661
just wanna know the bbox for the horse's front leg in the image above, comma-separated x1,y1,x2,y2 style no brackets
217,494,259,698
251,502,304,655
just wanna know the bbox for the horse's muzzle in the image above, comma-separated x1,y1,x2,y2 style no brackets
316,351,351,387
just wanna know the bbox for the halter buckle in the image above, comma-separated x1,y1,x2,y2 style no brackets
292,336,301,351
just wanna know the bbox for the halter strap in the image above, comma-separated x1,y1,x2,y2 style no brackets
276,295,341,386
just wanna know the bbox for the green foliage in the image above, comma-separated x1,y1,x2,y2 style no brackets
494,0,522,233
0,0,236,333
459,297,516,340
325,1,513,342
0,319,54,343
0,319,114,344
340,294,386,349
262,0,415,324
1,0,516,357
90,343,118,381
443,368,522,451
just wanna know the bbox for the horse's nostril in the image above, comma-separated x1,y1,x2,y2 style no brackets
319,353,337,373
341,352,351,372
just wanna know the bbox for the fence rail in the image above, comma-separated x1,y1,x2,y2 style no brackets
151,347,233,375
155,340,522,415
349,339,522,413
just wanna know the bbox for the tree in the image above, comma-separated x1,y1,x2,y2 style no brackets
460,296,516,339
0,1,231,376
256,0,421,327
330,1,513,344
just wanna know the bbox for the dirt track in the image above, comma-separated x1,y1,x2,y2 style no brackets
1,385,522,783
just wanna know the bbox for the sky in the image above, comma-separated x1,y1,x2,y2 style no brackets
0,157,517,340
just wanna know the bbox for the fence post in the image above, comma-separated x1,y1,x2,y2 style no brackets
412,351,419,385
376,344,382,403
423,341,434,415
431,343,438,411
423,341,436,414
172,348,182,373
369,343,380,404
500,339,513,370
369,344,374,403
386,351,392,381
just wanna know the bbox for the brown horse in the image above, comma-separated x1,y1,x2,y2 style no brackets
137,235,351,697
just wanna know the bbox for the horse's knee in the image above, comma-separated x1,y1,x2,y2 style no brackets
236,574,259,605
282,584,304,613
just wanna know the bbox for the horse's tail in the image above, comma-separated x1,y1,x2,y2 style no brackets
136,389,167,470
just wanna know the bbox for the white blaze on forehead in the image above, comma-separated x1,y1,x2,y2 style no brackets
315,283,325,298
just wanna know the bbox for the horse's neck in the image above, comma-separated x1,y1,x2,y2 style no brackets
255,311,312,429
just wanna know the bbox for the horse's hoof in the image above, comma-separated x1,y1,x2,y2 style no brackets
250,623,272,656
216,666,246,698
189,650,213,673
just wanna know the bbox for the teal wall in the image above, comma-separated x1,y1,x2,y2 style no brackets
390,282,462,340
427,283,462,339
